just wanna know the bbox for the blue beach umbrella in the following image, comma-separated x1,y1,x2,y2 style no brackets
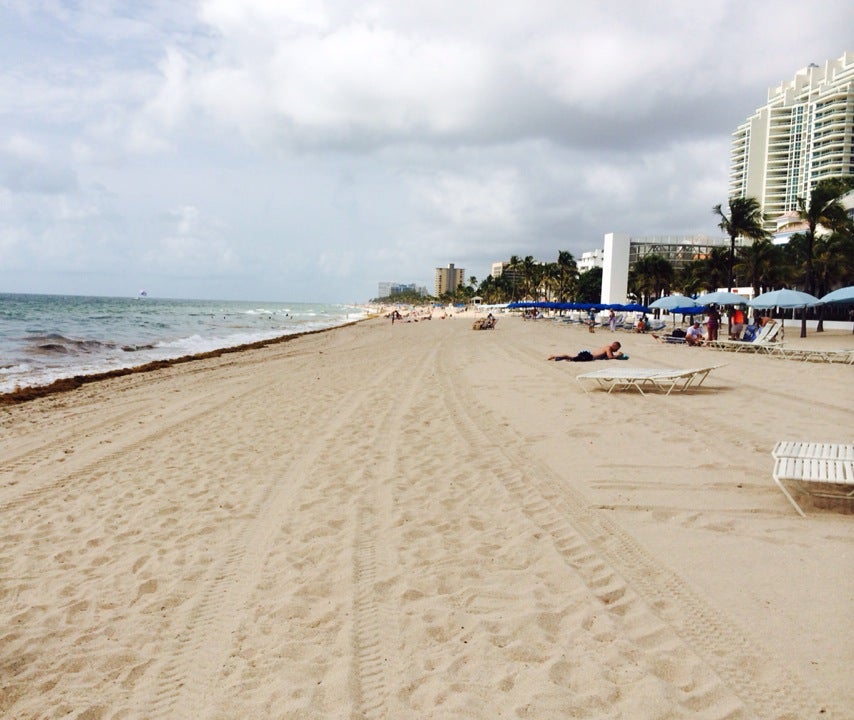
820,286,854,334
649,295,698,329
669,306,703,316
748,289,821,309
820,286,854,304
649,294,698,311
749,289,822,337
697,290,749,306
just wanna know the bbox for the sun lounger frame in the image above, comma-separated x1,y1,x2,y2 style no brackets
768,346,854,364
576,365,723,396
771,442,854,517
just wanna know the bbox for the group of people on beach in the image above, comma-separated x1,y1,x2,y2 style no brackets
387,308,436,323
650,306,771,346
545,304,774,361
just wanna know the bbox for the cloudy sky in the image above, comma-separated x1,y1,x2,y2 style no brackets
1,1,850,302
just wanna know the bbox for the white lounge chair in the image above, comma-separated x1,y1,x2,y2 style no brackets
707,321,781,353
575,365,724,396
768,346,854,364
771,442,854,517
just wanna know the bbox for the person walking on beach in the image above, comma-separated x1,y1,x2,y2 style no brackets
548,341,623,362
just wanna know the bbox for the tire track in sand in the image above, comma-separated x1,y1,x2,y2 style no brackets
435,337,825,719
0,367,259,511
129,354,408,719
347,337,443,720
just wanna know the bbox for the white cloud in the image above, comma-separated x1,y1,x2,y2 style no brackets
0,0,851,300
142,205,240,276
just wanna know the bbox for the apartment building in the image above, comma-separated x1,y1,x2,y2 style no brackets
434,263,465,297
729,51,853,229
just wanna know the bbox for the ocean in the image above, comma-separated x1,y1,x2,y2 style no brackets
0,293,368,395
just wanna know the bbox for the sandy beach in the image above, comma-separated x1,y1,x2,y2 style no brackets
1,313,852,719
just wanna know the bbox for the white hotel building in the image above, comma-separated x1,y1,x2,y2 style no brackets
729,52,854,229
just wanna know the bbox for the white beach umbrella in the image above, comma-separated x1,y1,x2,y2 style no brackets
819,286,854,304
749,289,822,337
697,290,749,306
649,294,698,310
748,289,821,309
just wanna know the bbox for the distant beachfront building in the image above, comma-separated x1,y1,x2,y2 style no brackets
600,233,728,305
577,249,604,272
490,260,524,290
729,52,854,230
434,263,465,297
377,282,427,298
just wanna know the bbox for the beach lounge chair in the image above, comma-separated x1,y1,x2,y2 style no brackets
650,331,687,344
771,442,854,517
706,321,781,353
575,365,724,396
768,346,854,364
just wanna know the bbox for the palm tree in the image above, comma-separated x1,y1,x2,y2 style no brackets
806,229,854,332
506,255,522,300
712,197,769,291
812,231,854,295
540,262,560,302
521,256,539,299
790,176,854,335
576,267,603,303
734,238,789,299
629,254,674,306
478,274,511,304
555,250,578,302
795,176,854,296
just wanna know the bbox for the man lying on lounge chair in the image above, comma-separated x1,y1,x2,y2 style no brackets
548,341,625,361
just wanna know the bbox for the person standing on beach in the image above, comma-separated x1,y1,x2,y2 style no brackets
706,306,720,341
608,309,616,332
729,306,745,339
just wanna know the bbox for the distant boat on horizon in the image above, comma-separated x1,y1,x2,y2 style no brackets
138,290,148,298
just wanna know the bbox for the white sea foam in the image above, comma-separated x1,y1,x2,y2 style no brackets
0,294,367,394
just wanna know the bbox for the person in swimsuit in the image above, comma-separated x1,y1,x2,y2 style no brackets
547,342,623,361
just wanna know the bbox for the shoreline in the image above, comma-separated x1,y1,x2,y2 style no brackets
1,314,852,718
0,319,368,405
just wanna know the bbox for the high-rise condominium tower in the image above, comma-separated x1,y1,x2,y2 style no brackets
729,52,853,229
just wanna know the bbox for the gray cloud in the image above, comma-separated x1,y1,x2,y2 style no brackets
0,0,851,300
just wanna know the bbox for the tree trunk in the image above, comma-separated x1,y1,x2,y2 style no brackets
816,304,825,333
728,236,736,291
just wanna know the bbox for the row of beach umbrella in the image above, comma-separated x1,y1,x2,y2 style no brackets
507,286,854,316
650,286,854,311
649,286,854,336
506,301,650,312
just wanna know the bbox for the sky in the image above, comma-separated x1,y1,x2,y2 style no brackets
0,1,851,303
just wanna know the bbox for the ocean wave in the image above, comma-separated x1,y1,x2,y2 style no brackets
1,294,367,395
29,335,118,355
